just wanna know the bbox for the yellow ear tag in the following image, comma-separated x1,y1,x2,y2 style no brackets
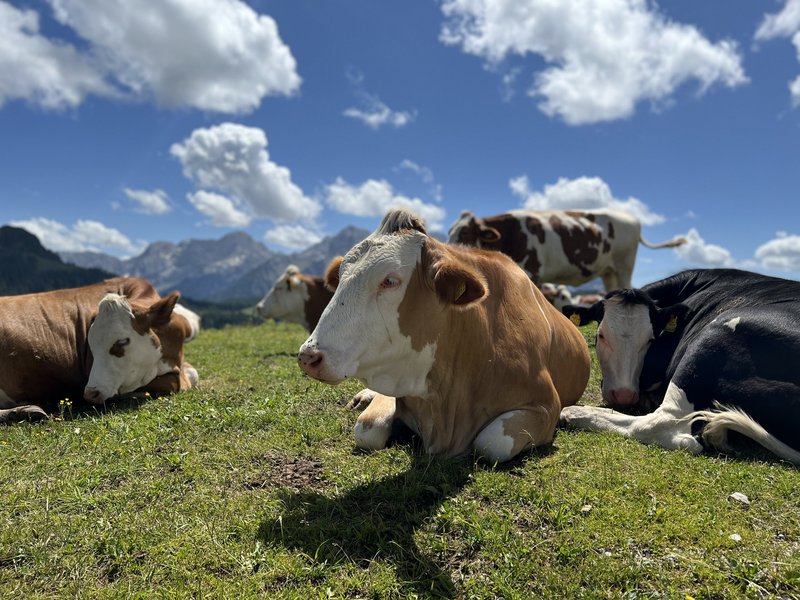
454,281,467,302
664,314,678,333
570,313,581,326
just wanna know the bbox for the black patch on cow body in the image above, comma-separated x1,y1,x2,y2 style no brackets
607,221,615,239
549,215,602,277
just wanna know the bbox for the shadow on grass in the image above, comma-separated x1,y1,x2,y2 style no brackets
257,449,472,598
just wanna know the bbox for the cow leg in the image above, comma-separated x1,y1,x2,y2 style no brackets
346,388,378,411
353,392,402,451
0,405,49,424
181,362,198,389
560,381,703,453
474,405,558,463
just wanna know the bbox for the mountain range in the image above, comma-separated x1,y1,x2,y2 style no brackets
59,226,371,302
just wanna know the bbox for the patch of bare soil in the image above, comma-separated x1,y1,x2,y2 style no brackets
244,452,329,493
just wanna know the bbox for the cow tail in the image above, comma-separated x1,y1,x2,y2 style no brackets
691,405,800,465
639,234,687,249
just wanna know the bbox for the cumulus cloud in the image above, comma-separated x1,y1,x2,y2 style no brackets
0,2,113,109
509,175,665,226
755,231,800,271
343,95,416,129
674,227,734,267
187,191,251,228
124,188,171,215
1,0,300,113
263,224,324,251
325,177,446,231
755,0,800,106
440,0,747,124
343,68,415,129
171,122,320,222
10,217,145,256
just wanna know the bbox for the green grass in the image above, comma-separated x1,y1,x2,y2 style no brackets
1,322,798,599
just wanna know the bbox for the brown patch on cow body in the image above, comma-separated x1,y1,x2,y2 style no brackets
301,275,334,331
549,214,602,277
392,235,590,457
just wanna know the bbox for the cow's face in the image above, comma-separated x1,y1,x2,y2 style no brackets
256,266,307,324
298,210,486,397
563,290,686,407
85,293,180,404
447,211,501,246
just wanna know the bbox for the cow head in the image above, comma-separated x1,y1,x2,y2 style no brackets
447,210,501,246
84,292,182,404
541,283,573,311
298,209,487,397
255,265,308,324
563,290,688,407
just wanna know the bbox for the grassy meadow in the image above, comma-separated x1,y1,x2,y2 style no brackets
1,321,798,599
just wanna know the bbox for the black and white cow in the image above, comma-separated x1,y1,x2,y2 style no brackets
560,268,800,464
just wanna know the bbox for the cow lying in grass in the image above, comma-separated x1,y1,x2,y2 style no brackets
0,277,198,423
561,269,800,465
298,209,590,463
255,264,336,332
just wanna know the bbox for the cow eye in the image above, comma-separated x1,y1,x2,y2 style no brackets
379,277,400,291
117,338,130,347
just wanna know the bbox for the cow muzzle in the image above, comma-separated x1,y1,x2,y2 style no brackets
83,386,110,405
605,387,639,407
297,344,342,384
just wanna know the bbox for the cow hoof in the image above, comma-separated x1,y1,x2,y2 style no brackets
14,405,49,422
347,389,377,411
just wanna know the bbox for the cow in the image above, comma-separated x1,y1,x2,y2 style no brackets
255,264,335,332
297,209,590,463
447,209,686,291
560,268,800,465
0,277,198,423
540,284,603,311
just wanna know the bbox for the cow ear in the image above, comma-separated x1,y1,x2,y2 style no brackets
655,303,690,335
477,222,501,243
148,292,180,328
324,256,344,292
562,301,604,326
433,260,487,306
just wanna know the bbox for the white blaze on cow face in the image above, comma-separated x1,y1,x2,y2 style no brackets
255,265,309,326
596,296,654,406
85,293,175,404
298,230,437,398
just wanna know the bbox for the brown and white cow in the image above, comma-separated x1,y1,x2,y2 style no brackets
448,209,686,290
297,209,590,463
0,277,198,423
540,284,603,311
255,264,335,332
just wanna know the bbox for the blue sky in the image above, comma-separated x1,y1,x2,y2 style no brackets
1,0,799,287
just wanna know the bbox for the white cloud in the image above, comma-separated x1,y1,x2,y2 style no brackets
509,175,665,226
171,122,320,222
10,217,145,256
123,188,171,215
0,2,113,109
440,0,747,125
756,1,800,106
674,227,734,267
263,224,323,251
343,94,416,129
187,191,251,228
325,177,446,231
1,0,300,113
755,231,800,271
395,159,443,201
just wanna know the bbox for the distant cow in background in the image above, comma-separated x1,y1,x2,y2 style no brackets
255,263,337,332
540,284,603,311
561,269,800,465
448,209,685,291
0,278,198,423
